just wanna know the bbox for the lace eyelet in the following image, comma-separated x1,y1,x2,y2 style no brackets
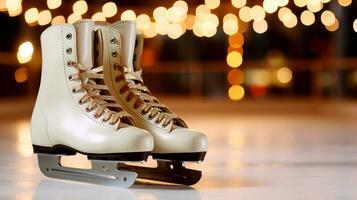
162,123,169,127
85,107,91,112
141,109,147,115
66,33,72,40
110,37,117,44
66,48,72,54
67,61,73,67
102,118,109,122
68,75,73,81
94,113,101,119
112,51,118,57
148,115,154,120
72,88,77,94
109,121,116,125
155,119,161,124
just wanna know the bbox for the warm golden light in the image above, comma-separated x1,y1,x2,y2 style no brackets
228,69,244,85
155,20,169,35
250,5,265,21
17,41,34,64
227,51,243,68
47,0,61,10
326,19,339,32
239,6,252,22
102,2,117,18
72,0,87,15
6,0,22,17
278,7,292,22
167,6,186,23
121,10,136,21
196,4,211,19
51,15,65,25
174,0,188,13
353,19,357,33
284,13,298,28
253,19,268,34
293,0,307,7
231,0,246,8
68,13,81,24
321,10,336,26
38,10,52,26
167,23,185,39
205,0,220,9
153,6,168,22
307,1,323,13
14,67,29,83
338,0,352,7
229,33,244,48
277,0,289,7
24,8,38,25
228,85,245,101
263,0,278,14
136,14,151,30
223,13,238,35
91,12,106,22
277,67,292,84
300,10,315,26
143,22,157,38
184,14,195,30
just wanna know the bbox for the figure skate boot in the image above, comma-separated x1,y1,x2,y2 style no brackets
94,21,208,185
30,20,154,187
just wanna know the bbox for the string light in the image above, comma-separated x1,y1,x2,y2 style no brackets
338,0,352,7
121,10,136,21
227,51,243,68
51,15,65,25
91,12,106,22
47,0,61,10
17,41,33,64
253,19,268,34
353,19,357,33
205,0,220,10
228,85,245,101
68,13,81,24
300,10,315,26
102,2,117,18
136,14,151,30
24,8,38,25
38,10,52,26
321,10,336,26
72,0,87,15
277,67,292,84
231,0,246,8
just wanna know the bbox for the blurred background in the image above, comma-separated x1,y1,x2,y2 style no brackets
1,0,357,103
1,1,357,199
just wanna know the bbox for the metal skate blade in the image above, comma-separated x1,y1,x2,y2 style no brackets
37,154,137,188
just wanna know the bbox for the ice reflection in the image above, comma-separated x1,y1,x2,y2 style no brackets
34,180,135,200
33,180,201,200
16,120,33,157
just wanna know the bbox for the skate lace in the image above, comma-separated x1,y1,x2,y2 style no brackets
124,68,186,130
68,61,132,130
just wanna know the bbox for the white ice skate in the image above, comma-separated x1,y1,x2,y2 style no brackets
94,21,208,185
30,20,154,187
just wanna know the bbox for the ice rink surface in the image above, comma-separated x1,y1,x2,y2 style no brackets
0,100,357,200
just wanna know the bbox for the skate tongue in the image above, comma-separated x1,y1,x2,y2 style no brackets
73,20,95,68
133,33,144,71
111,21,137,72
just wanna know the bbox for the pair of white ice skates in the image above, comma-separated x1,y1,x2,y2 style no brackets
30,19,208,187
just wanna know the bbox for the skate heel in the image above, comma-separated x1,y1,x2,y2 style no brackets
33,145,77,155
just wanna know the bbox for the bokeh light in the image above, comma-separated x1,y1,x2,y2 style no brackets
121,10,136,21
228,85,245,101
102,2,117,18
72,0,87,15
277,67,293,84
17,41,33,64
300,10,315,26
14,67,29,83
24,8,38,25
47,0,61,10
38,10,52,26
227,51,243,68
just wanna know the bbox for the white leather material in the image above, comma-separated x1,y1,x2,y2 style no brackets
73,19,95,67
97,21,208,153
30,22,154,154
112,21,137,71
